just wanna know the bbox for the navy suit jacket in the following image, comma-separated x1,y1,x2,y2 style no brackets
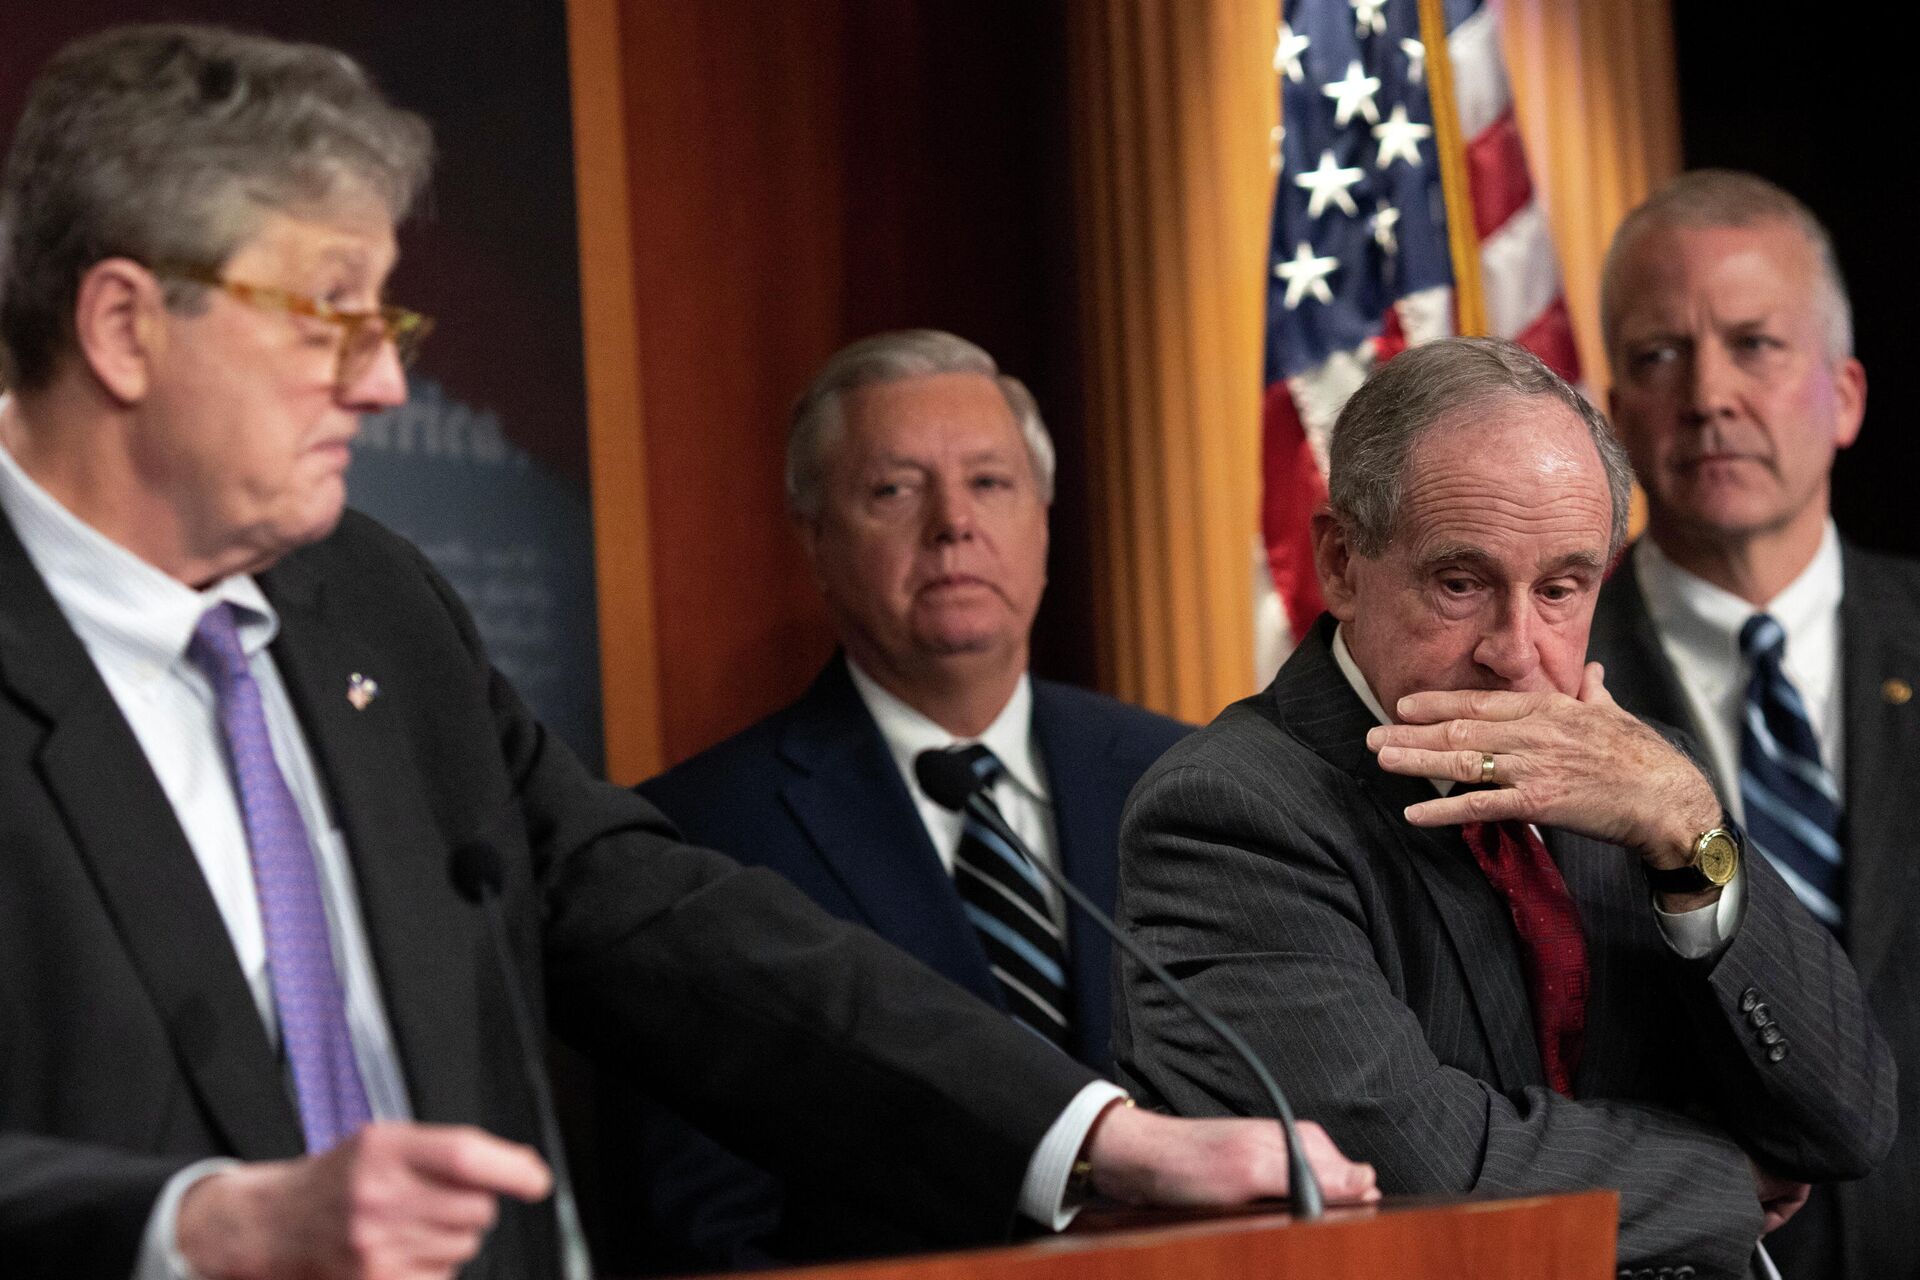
1589,540,1920,1280
591,656,1186,1271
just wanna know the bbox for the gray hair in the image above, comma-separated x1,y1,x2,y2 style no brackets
1600,169,1852,360
1328,336,1634,558
785,329,1056,520
0,24,434,390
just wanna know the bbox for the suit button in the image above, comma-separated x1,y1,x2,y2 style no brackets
1761,1025,1784,1046
1768,1043,1789,1063
1740,988,1759,1011
1748,1003,1772,1027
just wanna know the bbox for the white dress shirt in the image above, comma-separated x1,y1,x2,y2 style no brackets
1631,525,1846,824
0,438,412,1280
1330,625,1740,959
845,661,1066,927
844,658,1124,1227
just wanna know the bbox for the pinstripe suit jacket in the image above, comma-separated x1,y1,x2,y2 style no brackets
1591,541,1920,1280
1114,617,1895,1280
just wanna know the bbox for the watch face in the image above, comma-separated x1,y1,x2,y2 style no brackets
1698,831,1739,886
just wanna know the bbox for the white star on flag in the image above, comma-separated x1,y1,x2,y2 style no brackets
1274,242,1339,309
1371,104,1432,168
1294,149,1364,218
1400,37,1426,84
1270,125,1285,175
1370,202,1401,255
1351,0,1388,37
1275,23,1311,82
1322,60,1382,127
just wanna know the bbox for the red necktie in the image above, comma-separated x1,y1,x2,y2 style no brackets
1461,821,1589,1096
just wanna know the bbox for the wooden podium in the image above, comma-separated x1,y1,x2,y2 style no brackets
738,1193,1618,1280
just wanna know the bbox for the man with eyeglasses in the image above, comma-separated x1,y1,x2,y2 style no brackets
0,25,1374,1280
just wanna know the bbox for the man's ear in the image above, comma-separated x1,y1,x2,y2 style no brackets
1311,506,1360,621
794,511,827,588
72,258,166,404
1831,355,1867,451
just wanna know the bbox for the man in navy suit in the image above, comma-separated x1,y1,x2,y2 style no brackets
1589,171,1920,1280
597,330,1189,1271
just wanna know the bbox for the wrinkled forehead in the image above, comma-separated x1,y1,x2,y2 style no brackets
1399,399,1613,548
1609,217,1822,326
222,200,400,281
834,371,1024,459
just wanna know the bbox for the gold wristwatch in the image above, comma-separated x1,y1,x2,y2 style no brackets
1644,822,1741,894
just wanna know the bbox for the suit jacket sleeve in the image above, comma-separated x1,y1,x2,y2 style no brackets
1115,745,1893,1280
0,516,1098,1278
398,538,1098,1249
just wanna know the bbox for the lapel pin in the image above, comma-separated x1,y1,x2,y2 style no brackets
1883,677,1911,707
347,672,380,711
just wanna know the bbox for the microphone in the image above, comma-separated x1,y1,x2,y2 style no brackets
449,841,594,1280
914,747,1326,1220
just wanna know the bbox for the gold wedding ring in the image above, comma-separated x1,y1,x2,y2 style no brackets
1479,752,1497,786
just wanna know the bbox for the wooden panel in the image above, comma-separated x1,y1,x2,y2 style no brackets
614,3,844,770
567,0,663,784
732,1193,1617,1280
605,3,1092,768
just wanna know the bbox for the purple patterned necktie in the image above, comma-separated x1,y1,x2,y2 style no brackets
190,602,371,1153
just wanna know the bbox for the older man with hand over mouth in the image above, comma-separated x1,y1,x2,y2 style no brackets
1115,336,1893,1280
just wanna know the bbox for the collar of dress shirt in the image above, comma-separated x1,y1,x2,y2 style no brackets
1331,623,1455,794
844,657,1048,806
1632,521,1842,708
0,419,281,683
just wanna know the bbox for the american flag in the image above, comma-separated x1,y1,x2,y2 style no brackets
1257,0,1579,674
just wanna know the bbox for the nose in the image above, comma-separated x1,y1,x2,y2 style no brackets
926,475,977,544
1684,338,1738,425
339,336,409,410
1473,591,1542,686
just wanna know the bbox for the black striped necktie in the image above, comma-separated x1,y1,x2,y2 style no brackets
1739,613,1844,931
945,745,1071,1049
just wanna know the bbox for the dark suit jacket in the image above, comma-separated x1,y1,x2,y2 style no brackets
591,657,1186,1271
1590,540,1920,1280
1115,616,1895,1280
0,509,1096,1279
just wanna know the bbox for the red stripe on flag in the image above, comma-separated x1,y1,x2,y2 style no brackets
1466,109,1532,242
1374,302,1409,364
1512,296,1581,383
1261,382,1328,640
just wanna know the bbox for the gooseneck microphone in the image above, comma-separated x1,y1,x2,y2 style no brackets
449,841,594,1280
913,747,1326,1220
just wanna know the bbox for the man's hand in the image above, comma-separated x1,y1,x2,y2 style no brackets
175,1122,552,1280
1080,1102,1379,1209
1752,1161,1811,1235
1366,663,1722,880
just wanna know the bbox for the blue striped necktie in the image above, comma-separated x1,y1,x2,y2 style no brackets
1738,613,1844,930
946,745,1071,1049
190,603,372,1151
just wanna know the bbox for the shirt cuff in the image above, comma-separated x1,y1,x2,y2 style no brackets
1019,1080,1129,1230
1653,862,1747,961
134,1158,239,1280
